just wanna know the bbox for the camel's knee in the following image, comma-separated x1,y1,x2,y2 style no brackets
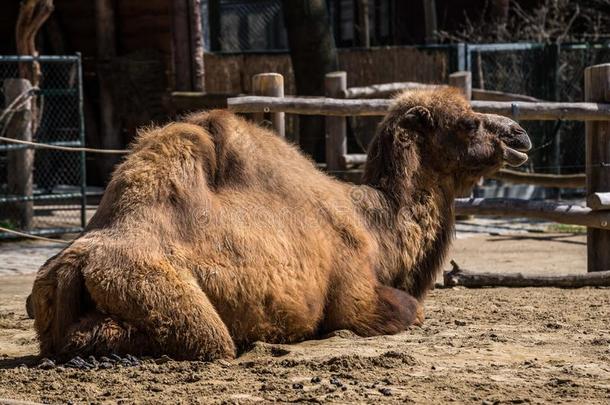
83,264,236,360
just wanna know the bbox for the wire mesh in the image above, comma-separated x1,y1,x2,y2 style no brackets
216,0,288,52
0,55,85,239
467,43,610,183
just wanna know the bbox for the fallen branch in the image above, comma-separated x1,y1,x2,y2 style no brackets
444,260,610,288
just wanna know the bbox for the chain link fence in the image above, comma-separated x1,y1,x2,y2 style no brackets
466,43,610,179
0,55,86,239
214,0,287,52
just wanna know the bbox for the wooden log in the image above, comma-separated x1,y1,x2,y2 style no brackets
227,96,610,121
454,198,610,230
251,73,285,137
3,79,34,230
585,63,610,272
449,71,472,101
342,82,443,99
325,72,347,171
170,92,236,111
488,169,586,189
229,96,391,116
444,264,610,288
472,88,541,102
587,192,610,211
470,100,610,121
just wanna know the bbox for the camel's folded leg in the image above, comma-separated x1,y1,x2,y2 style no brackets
322,270,423,336
83,259,236,360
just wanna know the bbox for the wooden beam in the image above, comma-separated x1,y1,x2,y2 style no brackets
585,63,610,272
341,154,586,188
228,96,391,116
227,96,610,121
488,169,585,188
170,92,236,111
454,198,610,230
472,88,541,102
342,82,443,99
325,72,347,171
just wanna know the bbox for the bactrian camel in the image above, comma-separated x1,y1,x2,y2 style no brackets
29,88,531,360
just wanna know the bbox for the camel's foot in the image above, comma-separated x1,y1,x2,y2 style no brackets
373,285,422,333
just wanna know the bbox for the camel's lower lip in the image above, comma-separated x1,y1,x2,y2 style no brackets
503,147,529,167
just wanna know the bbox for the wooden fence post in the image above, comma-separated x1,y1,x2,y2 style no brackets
449,71,472,101
252,73,285,137
325,71,347,171
3,78,34,230
585,63,610,272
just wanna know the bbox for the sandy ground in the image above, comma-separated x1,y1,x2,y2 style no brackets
2,231,609,404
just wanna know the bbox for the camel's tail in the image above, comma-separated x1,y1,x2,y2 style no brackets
30,246,91,356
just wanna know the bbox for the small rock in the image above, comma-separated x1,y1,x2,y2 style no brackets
330,377,342,387
87,356,99,367
98,362,113,370
311,376,321,384
455,320,467,326
148,385,163,392
292,383,303,389
38,358,56,370
110,353,122,362
379,388,392,396
100,356,114,364
155,355,172,364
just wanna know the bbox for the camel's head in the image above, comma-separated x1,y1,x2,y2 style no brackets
371,87,531,193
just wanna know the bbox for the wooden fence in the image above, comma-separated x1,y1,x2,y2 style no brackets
227,64,610,273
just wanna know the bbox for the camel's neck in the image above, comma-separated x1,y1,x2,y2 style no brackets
360,159,456,300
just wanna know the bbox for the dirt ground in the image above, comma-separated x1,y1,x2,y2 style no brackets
1,232,609,404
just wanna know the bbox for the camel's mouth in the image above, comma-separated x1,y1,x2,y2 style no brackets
503,146,529,167
500,127,531,167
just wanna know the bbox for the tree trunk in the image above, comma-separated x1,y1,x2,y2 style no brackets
95,0,122,181
281,0,338,161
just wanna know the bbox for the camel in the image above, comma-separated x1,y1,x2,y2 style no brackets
29,87,530,360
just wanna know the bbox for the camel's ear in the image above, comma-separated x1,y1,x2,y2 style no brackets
400,106,434,131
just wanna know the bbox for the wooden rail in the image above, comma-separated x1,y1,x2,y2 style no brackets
341,153,586,189
454,198,610,230
228,96,610,121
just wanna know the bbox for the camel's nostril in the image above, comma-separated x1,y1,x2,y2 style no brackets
502,127,532,152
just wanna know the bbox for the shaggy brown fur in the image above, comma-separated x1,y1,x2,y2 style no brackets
29,88,530,360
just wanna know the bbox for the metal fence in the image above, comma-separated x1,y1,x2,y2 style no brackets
0,55,86,239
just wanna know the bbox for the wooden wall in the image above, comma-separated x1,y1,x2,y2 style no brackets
204,46,451,95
